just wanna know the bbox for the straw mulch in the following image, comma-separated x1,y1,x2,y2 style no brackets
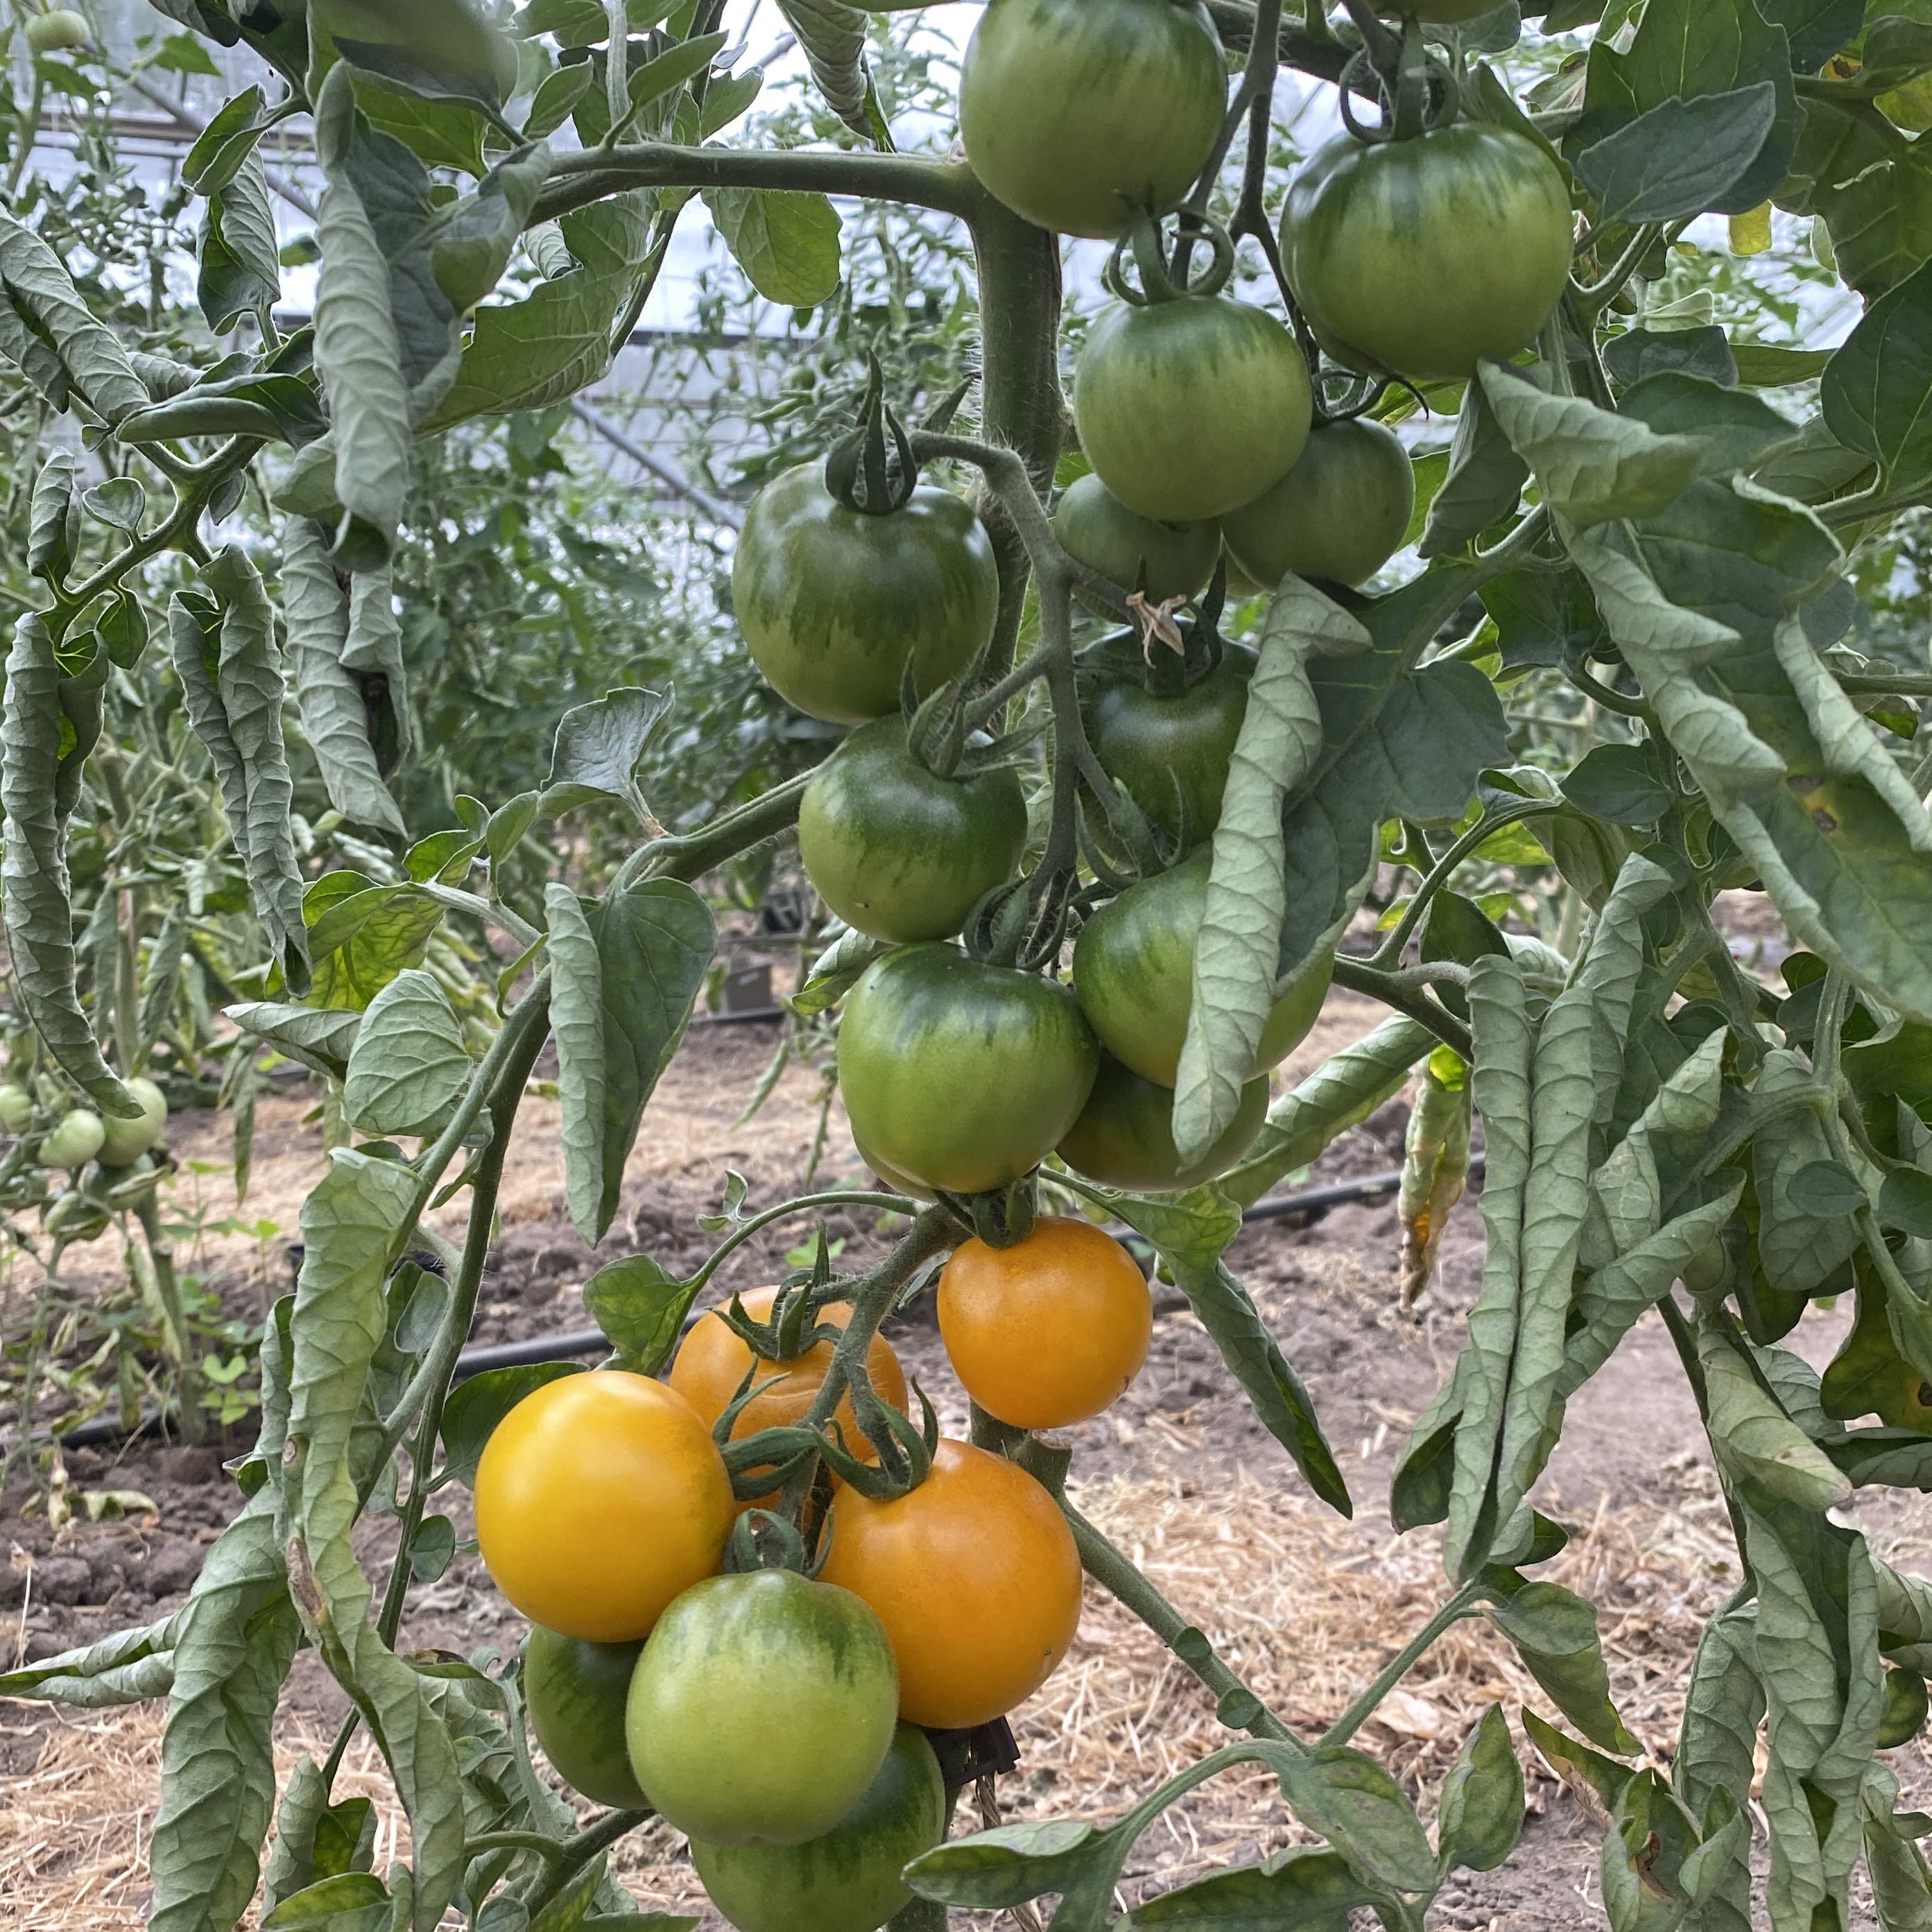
3,1447,1752,1931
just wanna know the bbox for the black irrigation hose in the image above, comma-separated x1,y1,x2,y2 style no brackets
34,1159,1472,1455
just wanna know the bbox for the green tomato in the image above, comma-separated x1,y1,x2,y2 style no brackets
626,1570,899,1848
524,1625,649,1811
733,465,999,726
1221,418,1415,590
1053,474,1221,608
98,1076,167,1167
1058,1053,1267,1192
1879,1666,1930,1749
1281,124,1574,382
959,0,1226,240
690,1722,947,1932
1076,295,1312,523
838,945,1098,1196
1071,851,1331,1086
43,1107,104,1170
1084,643,1252,852
853,1135,939,1204
26,9,89,51
0,1085,33,1135
798,720,1028,944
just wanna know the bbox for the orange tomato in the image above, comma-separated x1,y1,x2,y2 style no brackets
669,1284,910,1465
818,1438,1083,1729
474,1370,733,1643
935,1216,1152,1429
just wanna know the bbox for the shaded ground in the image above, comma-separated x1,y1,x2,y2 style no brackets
3,987,1929,1929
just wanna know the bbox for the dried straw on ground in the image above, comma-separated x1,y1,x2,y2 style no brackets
3,1458,1747,1931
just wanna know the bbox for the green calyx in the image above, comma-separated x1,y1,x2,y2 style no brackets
824,355,920,516
1104,208,1236,309
1336,10,1460,145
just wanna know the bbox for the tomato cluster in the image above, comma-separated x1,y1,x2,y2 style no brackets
475,1218,1156,1931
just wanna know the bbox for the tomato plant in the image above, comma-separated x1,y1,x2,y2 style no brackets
10,1,1932,1928
626,1569,900,1846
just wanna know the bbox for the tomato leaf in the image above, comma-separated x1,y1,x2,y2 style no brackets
1218,1015,1433,1209
282,517,407,834
701,186,843,308
1420,374,1528,558
581,1252,696,1374
198,148,279,331
1119,1847,1385,1926
1278,1748,1439,1895
1480,363,1707,526
1822,254,1932,499
775,0,887,143
1559,742,1673,826
1575,82,1780,225
582,881,716,1239
1487,1582,1642,1753
0,207,150,422
542,685,673,820
1436,1705,1525,1875
342,968,472,1139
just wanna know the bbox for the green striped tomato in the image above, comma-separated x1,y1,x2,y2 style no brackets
734,466,999,725
1058,1053,1268,1191
1083,644,1253,851
1071,851,1331,1086
524,1626,649,1811
626,1571,899,1848
798,719,1027,943
1075,295,1312,522
959,0,1226,239
838,946,1098,1194
1281,124,1574,381
1221,419,1416,589
689,1723,947,1932
1053,474,1222,605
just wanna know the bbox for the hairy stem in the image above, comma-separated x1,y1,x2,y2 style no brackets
1318,1580,1485,1751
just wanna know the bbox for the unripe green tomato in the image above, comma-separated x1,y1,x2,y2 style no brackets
1058,1053,1267,1193
524,1626,650,1811
689,1723,947,1932
732,465,1000,726
0,1085,33,1134
797,718,1028,944
1052,474,1221,607
44,1107,105,1169
1879,1666,1930,1749
626,1570,899,1848
26,10,89,52
1083,644,1253,853
1072,850,1331,1087
1281,123,1574,381
958,0,1227,241
1076,295,1313,523
1221,418,1416,590
98,1076,168,1166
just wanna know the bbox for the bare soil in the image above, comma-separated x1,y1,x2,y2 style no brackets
5,987,1930,1929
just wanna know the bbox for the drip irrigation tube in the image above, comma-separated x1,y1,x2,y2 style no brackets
33,1157,1474,1454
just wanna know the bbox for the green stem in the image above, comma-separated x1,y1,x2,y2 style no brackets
1330,958,1474,1060
1062,1497,1302,1748
533,146,978,227
468,1829,572,1865
377,1006,549,1648
628,768,817,891
685,1191,918,1299
1318,1580,1485,1751
1368,802,1561,972
133,1189,205,1444
517,1809,655,1915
